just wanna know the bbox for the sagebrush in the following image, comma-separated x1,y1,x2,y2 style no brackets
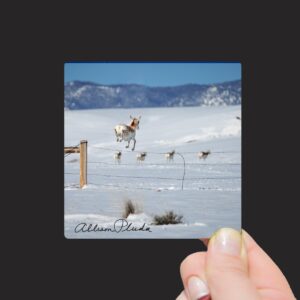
152,211,183,225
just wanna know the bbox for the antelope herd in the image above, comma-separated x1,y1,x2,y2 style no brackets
113,115,212,162
112,148,212,163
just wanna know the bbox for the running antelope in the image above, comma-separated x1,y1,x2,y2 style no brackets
114,115,141,151
114,151,122,163
165,150,175,162
198,150,211,160
136,152,147,162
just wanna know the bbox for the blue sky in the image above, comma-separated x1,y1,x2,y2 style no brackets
64,62,241,86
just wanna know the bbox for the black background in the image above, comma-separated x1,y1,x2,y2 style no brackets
3,2,299,299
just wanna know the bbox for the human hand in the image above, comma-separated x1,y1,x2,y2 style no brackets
177,228,295,300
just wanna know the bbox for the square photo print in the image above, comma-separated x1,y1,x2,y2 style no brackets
64,62,241,238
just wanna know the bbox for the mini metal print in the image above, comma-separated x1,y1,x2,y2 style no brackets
64,62,241,238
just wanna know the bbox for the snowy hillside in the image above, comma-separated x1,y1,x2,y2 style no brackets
64,80,241,110
64,105,241,238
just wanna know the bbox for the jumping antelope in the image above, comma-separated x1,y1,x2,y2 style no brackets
114,115,141,151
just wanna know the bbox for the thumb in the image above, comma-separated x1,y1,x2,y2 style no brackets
205,228,260,300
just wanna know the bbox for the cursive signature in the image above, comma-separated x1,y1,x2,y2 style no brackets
74,218,152,233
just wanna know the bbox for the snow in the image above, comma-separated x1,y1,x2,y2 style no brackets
65,105,241,238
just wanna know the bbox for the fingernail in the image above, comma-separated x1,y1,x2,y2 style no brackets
187,276,209,300
210,228,242,256
176,290,188,300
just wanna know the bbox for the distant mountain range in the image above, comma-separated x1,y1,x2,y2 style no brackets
64,80,241,110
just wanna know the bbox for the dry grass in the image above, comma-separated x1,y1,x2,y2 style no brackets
152,211,183,225
122,199,140,218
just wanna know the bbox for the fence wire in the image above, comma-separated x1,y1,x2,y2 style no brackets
65,143,241,190
87,161,240,166
66,181,239,192
89,145,239,155
65,172,240,181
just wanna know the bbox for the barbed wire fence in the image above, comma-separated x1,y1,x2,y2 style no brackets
64,143,241,191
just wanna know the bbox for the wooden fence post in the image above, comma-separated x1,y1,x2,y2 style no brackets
80,140,88,188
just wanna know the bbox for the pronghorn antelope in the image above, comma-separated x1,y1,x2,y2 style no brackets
114,115,141,151
136,152,147,162
165,150,175,162
198,150,211,160
114,151,122,163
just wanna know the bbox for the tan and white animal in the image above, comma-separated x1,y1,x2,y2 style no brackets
198,150,211,160
136,152,147,162
114,151,122,163
114,115,141,151
165,150,175,162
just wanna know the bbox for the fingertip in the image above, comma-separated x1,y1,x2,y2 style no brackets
204,228,259,299
186,276,210,300
208,228,243,256
180,252,206,280
180,252,208,300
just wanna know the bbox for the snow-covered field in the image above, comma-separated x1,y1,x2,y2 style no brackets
64,105,241,238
